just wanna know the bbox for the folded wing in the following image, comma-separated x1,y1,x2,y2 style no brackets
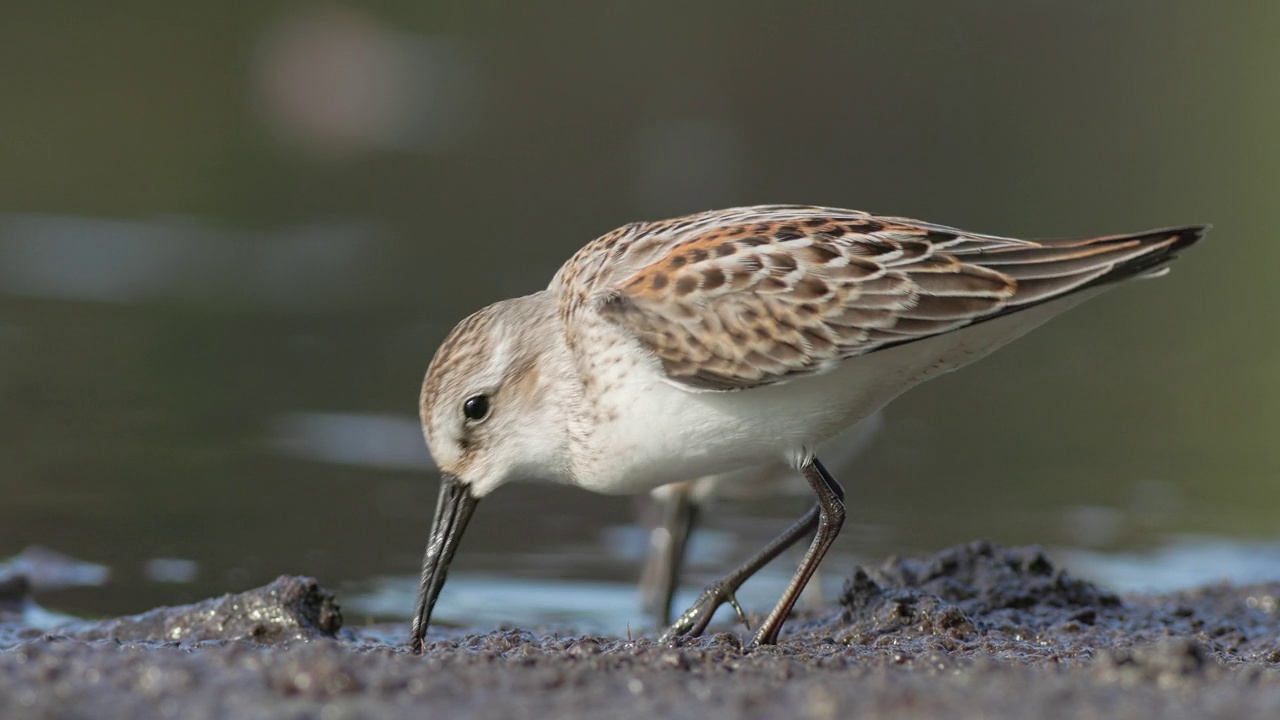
589,205,1205,391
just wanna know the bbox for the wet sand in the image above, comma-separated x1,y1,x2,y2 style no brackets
3,541,1279,719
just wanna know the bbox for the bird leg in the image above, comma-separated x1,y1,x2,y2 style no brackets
750,456,845,646
639,484,702,628
658,459,844,643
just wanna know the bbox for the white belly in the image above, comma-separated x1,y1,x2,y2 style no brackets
650,410,884,503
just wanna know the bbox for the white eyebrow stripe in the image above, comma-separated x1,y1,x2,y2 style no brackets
477,324,515,387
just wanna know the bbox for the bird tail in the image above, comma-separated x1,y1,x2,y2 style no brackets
982,225,1210,311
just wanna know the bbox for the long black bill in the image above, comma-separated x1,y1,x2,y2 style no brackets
409,474,479,653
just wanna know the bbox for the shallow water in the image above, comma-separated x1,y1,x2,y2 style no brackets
335,534,1280,635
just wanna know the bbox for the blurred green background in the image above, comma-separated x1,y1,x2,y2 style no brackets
0,2,1276,621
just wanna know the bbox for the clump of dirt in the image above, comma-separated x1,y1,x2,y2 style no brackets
844,540,1119,617
59,575,342,645
777,540,1280,668
831,540,1119,645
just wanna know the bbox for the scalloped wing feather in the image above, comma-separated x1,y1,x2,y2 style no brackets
560,206,1205,391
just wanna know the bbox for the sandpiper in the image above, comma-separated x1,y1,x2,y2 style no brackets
409,204,1206,652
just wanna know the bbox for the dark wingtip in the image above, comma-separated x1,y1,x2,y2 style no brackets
1092,224,1210,284
1167,224,1211,253
1119,224,1209,254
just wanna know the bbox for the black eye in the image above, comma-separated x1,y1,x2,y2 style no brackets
462,395,490,421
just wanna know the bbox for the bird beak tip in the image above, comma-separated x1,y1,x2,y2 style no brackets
407,474,479,653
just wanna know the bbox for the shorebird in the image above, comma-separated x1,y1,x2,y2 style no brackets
409,204,1206,652
637,412,884,629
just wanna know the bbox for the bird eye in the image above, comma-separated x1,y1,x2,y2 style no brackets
462,395,490,422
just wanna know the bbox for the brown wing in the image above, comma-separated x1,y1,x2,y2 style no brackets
587,205,1205,390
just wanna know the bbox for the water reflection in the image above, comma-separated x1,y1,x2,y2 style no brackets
0,547,109,593
143,558,199,584
270,412,430,471
1061,537,1280,594
0,213,382,309
346,556,857,634
341,535,1280,633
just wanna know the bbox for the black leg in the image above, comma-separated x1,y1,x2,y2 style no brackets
638,484,701,627
750,456,845,646
660,500,821,643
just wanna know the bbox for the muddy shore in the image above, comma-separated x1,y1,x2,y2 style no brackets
3,541,1279,719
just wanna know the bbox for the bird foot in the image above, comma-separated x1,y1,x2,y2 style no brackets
658,580,749,644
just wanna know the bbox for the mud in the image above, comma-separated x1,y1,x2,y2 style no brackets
2,541,1279,719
